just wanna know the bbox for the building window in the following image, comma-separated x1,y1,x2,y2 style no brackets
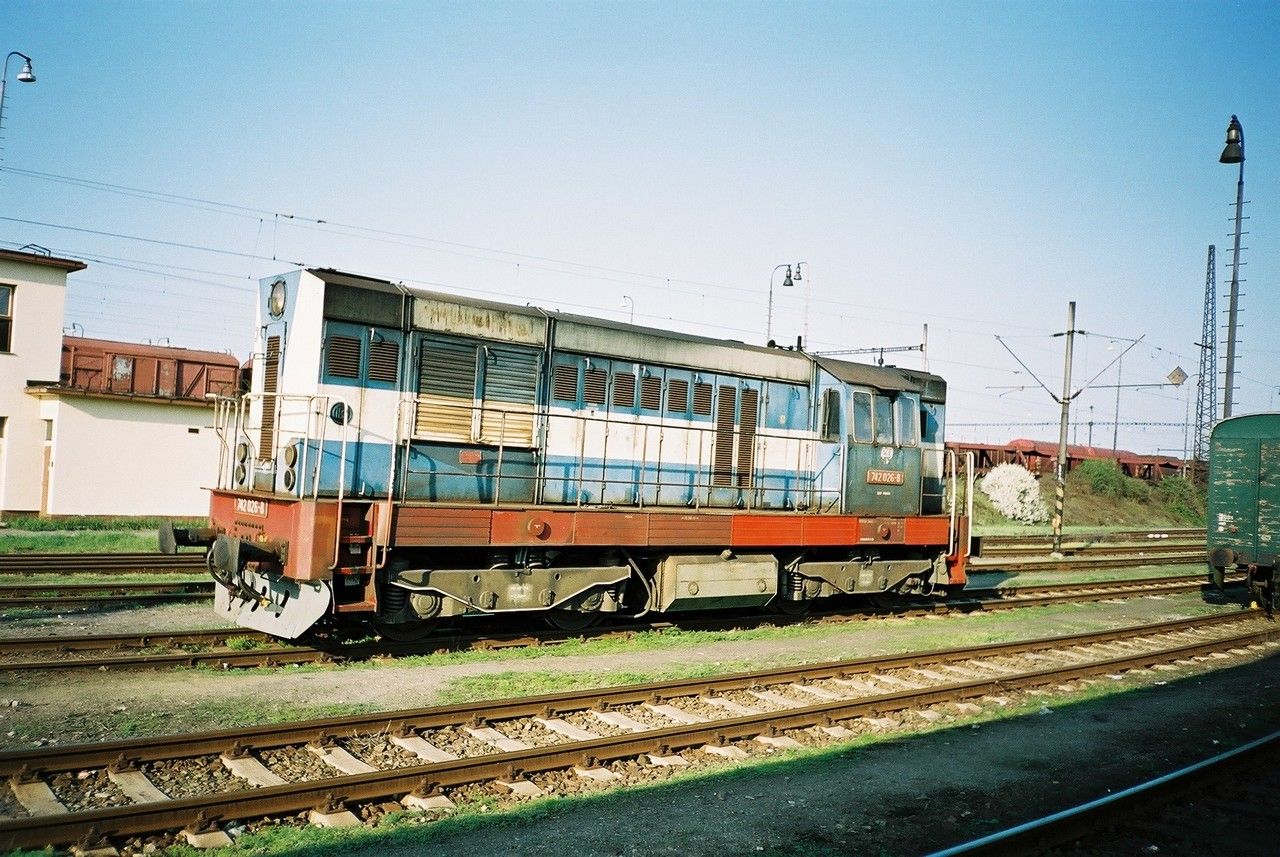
0,284,13,352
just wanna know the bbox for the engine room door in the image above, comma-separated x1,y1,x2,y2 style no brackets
844,390,920,516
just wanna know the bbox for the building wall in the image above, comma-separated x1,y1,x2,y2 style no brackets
42,396,219,517
0,258,70,513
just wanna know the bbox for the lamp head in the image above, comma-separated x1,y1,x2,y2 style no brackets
1219,115,1243,164
782,265,794,288
16,58,35,83
792,263,803,282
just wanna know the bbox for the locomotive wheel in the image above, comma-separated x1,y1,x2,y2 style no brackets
773,598,811,616
543,609,602,631
373,620,436,643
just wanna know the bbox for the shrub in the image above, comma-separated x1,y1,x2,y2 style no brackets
1155,476,1205,523
979,463,1049,524
1074,459,1150,500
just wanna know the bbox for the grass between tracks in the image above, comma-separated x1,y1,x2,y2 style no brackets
146,656,1260,857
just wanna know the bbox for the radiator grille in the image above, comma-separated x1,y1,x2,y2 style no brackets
693,382,713,416
736,387,759,488
259,336,281,459
325,335,361,379
666,378,689,414
612,372,636,409
640,376,662,411
553,364,578,402
712,384,736,486
584,368,607,405
478,346,539,446
367,338,400,384
415,338,477,441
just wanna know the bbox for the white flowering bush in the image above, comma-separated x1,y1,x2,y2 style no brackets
980,463,1050,524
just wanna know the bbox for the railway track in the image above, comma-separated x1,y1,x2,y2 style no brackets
933,728,1280,855
1,610,1274,851
975,527,1205,550
0,551,1206,612
0,580,212,609
0,552,205,575
0,573,1244,673
0,526,1206,578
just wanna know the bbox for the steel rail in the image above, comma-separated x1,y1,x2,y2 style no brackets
975,528,1204,548
0,580,212,609
0,553,206,574
927,729,1280,856
967,551,1202,573
0,613,1272,850
0,574,1239,673
977,541,1204,558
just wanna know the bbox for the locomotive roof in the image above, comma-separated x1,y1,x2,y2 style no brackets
305,268,944,396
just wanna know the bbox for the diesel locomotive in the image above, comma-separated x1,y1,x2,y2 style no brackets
161,268,973,638
1207,413,1280,613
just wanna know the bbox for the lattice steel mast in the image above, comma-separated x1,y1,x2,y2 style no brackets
1193,245,1218,461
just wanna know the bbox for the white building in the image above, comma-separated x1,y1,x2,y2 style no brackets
0,249,85,516
0,249,239,518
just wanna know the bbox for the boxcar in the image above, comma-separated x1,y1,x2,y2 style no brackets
1207,413,1280,610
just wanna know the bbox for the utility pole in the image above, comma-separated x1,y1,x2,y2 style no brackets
1219,116,1246,418
1051,302,1078,557
1193,245,1218,462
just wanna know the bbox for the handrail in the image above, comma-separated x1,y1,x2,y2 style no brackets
947,449,958,557
964,451,975,559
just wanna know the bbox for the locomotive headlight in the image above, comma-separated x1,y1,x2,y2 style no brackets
268,278,287,319
234,462,248,486
284,444,298,467
235,442,250,463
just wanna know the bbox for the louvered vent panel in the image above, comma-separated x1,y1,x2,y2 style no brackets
479,346,539,446
415,338,477,441
326,335,361,379
368,338,400,384
666,378,689,414
259,336,281,460
553,364,579,402
612,373,636,409
584,368,607,405
693,382,713,416
640,376,662,410
736,387,759,488
712,385,736,486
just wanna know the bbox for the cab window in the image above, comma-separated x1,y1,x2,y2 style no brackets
873,395,894,446
851,391,873,443
896,397,918,446
819,388,841,442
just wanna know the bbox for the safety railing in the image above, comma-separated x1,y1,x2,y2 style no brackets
946,449,976,558
210,392,351,502
393,396,841,512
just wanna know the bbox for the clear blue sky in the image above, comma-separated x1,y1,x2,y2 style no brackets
2,0,1277,455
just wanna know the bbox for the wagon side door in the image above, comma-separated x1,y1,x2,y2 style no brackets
1260,440,1280,565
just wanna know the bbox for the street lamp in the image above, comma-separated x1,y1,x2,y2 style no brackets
620,295,634,324
1219,115,1245,419
766,263,793,345
791,261,811,349
0,51,37,149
